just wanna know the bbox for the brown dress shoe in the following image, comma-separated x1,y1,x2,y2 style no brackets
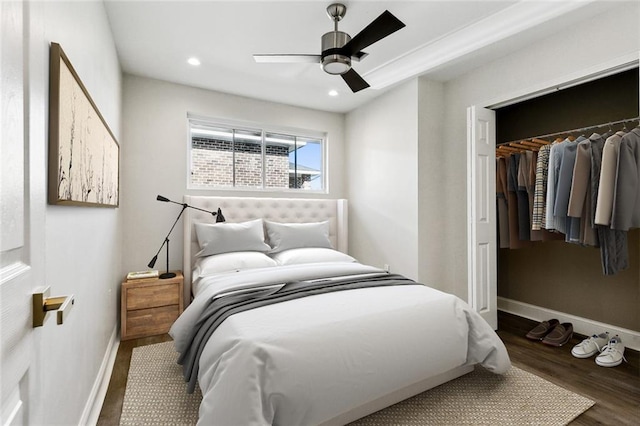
525,319,560,340
542,322,574,347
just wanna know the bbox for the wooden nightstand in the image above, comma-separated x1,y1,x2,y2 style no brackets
121,271,184,340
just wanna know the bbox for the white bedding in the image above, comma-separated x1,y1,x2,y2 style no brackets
170,262,511,426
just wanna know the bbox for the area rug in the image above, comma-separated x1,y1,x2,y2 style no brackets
120,341,594,426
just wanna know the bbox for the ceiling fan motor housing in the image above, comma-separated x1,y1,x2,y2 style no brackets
321,31,351,75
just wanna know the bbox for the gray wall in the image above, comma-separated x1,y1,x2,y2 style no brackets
120,76,346,276
417,79,446,287
343,78,447,288
345,80,420,280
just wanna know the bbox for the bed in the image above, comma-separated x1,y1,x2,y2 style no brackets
170,196,510,425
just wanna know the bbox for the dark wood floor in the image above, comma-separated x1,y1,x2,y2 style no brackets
97,334,173,426
97,311,639,425
496,311,639,425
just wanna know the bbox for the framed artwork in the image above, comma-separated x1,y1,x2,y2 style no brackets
48,42,119,207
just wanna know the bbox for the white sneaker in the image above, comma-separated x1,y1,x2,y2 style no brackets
571,332,609,358
595,335,626,367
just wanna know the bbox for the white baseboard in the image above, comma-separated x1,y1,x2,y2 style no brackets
79,325,120,426
498,297,640,352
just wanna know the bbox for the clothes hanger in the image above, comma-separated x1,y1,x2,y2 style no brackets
509,142,532,151
519,141,542,150
496,145,521,154
531,138,550,145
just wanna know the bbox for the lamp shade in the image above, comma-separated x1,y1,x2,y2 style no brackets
216,208,226,223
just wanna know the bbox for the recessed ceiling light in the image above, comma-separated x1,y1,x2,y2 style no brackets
328,90,338,97
187,57,201,66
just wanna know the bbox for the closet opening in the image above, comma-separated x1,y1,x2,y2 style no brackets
494,67,639,337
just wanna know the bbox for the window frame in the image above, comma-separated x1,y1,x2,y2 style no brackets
187,114,327,193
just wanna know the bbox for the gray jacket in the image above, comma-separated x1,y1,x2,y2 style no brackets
611,126,640,230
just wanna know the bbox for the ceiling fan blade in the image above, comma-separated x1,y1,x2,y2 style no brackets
253,54,321,63
342,10,405,56
341,68,370,93
352,51,368,62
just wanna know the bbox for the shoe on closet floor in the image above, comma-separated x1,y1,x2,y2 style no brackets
571,332,609,358
542,322,573,347
595,335,626,367
526,318,560,340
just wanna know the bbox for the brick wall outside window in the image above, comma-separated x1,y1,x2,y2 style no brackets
191,137,289,188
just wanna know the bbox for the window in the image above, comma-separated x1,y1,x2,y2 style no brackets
188,118,325,191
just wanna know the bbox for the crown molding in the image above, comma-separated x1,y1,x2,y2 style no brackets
365,0,596,89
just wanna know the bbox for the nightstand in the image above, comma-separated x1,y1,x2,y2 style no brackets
121,271,184,340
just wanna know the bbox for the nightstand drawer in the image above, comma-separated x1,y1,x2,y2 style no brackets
126,283,179,310
125,305,180,338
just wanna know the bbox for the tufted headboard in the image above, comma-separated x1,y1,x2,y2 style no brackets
182,196,348,304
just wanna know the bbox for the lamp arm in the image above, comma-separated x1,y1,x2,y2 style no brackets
158,195,218,217
161,204,188,246
185,204,218,217
148,204,188,265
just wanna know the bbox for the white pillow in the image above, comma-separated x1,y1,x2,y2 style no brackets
194,251,278,277
195,219,270,257
270,248,356,266
265,220,333,253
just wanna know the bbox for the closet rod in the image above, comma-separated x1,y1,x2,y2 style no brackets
497,116,640,146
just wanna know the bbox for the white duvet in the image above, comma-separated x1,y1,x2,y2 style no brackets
170,262,511,426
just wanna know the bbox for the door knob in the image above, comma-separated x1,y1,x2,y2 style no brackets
33,286,75,327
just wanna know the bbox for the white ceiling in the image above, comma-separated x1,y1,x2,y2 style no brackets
104,1,614,113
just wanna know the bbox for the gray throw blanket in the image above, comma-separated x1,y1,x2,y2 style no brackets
177,273,418,393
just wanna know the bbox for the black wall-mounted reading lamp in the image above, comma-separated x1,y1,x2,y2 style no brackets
148,195,225,279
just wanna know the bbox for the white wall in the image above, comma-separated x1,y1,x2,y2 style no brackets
442,2,640,300
27,0,122,423
121,76,346,275
345,80,420,279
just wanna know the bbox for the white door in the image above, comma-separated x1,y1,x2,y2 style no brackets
1,1,44,424
466,106,497,329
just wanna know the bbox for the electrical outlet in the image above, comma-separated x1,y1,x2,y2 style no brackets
383,264,390,272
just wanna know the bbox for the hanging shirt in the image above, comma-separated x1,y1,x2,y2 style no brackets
496,157,510,248
532,144,552,230
527,150,543,241
611,126,640,230
568,137,594,218
590,131,628,275
517,151,532,241
545,140,569,231
590,133,607,226
594,131,627,225
507,155,530,249
567,134,602,246
554,137,584,239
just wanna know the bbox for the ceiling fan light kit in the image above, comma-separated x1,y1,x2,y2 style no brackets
253,3,405,93
321,31,351,75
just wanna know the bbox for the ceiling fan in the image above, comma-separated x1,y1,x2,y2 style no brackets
253,3,406,93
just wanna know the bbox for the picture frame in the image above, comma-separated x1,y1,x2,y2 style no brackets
48,42,119,207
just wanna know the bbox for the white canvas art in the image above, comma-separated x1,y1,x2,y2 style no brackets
49,43,119,207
